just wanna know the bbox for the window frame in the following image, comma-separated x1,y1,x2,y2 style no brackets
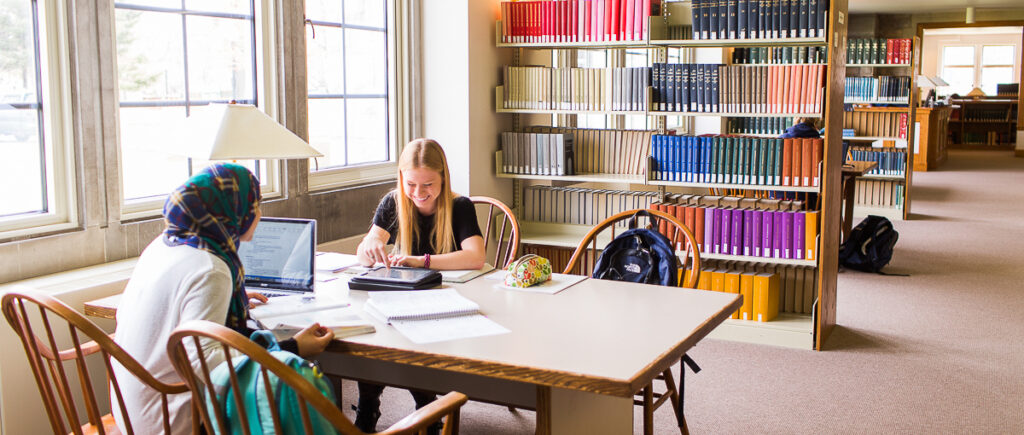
938,41,1021,97
306,0,414,191
113,0,282,220
0,0,79,238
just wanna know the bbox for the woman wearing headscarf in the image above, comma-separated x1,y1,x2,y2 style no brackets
112,163,334,434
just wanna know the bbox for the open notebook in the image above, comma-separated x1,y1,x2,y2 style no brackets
364,289,480,323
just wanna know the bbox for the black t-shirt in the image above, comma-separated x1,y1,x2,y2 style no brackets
372,193,483,255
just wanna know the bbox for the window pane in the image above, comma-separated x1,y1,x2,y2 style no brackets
981,66,1014,96
344,0,385,28
0,0,46,217
119,106,189,199
344,28,387,94
940,66,974,96
307,26,345,95
116,10,185,101
346,98,388,165
185,0,250,14
116,0,179,8
308,98,346,167
306,0,342,22
186,16,254,103
982,45,1014,66
942,46,974,66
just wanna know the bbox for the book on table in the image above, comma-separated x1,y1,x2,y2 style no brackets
363,289,480,324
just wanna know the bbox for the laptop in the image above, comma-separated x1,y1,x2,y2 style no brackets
238,217,316,297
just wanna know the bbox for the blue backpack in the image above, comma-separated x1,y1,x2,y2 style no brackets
592,210,678,286
205,331,338,435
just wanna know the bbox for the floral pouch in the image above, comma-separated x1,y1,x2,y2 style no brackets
504,254,553,288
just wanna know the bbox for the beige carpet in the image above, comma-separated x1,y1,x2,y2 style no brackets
337,150,1024,434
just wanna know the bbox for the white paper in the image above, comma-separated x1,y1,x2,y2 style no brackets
391,314,509,344
315,252,361,272
249,294,350,319
440,264,495,283
491,273,588,295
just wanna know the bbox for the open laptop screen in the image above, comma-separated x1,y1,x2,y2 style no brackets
238,217,316,292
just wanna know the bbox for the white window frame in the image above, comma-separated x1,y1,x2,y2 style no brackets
307,0,416,191
939,42,1021,96
115,0,282,221
0,0,78,238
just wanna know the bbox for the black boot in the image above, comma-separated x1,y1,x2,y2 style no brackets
354,382,385,433
351,405,381,433
412,391,443,435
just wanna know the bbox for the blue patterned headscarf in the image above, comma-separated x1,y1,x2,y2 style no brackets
163,163,261,331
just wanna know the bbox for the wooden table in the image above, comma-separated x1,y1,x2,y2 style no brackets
841,160,879,242
86,272,740,434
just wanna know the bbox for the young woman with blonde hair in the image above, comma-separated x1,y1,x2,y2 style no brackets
354,138,485,432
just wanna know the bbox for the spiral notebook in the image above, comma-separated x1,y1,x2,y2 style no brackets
363,289,480,324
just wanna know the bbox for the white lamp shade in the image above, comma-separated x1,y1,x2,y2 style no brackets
185,103,323,160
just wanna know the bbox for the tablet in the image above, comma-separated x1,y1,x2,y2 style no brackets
357,267,438,283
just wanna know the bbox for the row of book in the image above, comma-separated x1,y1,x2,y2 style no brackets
843,110,909,139
650,135,824,187
651,196,820,261
847,38,913,65
499,132,576,176
689,0,829,41
699,259,817,315
730,46,826,64
499,0,657,43
963,109,1011,122
697,265,780,321
727,117,794,136
849,147,906,176
651,63,825,114
523,186,658,227
513,127,653,175
844,76,911,103
961,131,1006,146
501,66,648,111
854,179,904,209
664,25,694,40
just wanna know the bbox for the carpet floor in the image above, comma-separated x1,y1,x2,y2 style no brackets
335,150,1024,434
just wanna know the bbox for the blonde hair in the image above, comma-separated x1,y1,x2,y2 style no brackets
394,138,456,256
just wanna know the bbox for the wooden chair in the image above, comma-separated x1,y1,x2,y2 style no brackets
1,290,191,435
468,196,520,268
166,320,469,435
563,208,702,435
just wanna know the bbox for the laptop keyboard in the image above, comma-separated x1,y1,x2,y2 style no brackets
257,291,290,298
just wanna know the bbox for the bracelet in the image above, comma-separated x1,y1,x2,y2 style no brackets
423,253,431,269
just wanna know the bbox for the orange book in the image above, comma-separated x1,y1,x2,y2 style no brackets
804,64,815,113
801,138,814,187
779,66,789,114
753,272,780,322
791,137,803,187
739,272,755,321
790,65,803,114
653,203,668,239
811,138,824,186
782,138,794,186
710,268,726,293
683,205,695,251
813,65,824,112
694,206,705,253
697,269,712,290
672,204,686,250
805,210,820,261
724,271,741,319
768,66,777,112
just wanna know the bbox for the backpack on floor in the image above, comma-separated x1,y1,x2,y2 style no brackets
592,210,678,286
839,215,899,274
206,331,338,435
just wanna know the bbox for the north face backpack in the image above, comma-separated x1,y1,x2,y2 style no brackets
838,215,899,274
205,331,338,435
592,210,678,286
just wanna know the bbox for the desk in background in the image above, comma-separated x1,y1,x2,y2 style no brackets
86,269,740,434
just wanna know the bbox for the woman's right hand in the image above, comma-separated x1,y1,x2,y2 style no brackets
357,237,388,267
293,323,335,358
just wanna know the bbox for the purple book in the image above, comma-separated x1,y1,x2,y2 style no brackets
704,207,714,254
751,210,762,257
712,208,723,254
794,211,806,260
761,210,772,258
773,211,784,258
782,211,794,259
743,210,754,256
721,208,732,254
731,209,744,256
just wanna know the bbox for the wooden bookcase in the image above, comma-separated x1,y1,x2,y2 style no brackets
843,36,920,221
948,98,1019,150
493,0,848,351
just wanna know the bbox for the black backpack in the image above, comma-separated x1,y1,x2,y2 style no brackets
839,215,899,273
592,210,678,286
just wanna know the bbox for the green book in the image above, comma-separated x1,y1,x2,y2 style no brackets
758,138,769,185
750,138,760,185
735,137,746,185
709,137,720,184
766,138,777,185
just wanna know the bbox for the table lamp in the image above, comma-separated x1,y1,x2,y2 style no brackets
184,103,323,160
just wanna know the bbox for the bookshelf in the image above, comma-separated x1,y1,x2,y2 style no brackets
493,0,848,351
948,98,1018,150
843,35,920,221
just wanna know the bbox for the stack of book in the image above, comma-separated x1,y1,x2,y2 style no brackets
847,38,912,64
849,147,906,176
499,0,659,43
731,46,826,64
695,266,779,321
521,126,653,175
844,76,911,103
650,135,825,187
500,132,575,176
524,186,658,226
843,110,909,139
727,117,794,136
502,66,648,111
698,259,817,316
689,0,829,40
651,63,825,113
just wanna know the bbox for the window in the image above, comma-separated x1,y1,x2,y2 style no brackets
0,0,76,235
114,1,270,214
939,44,1019,97
306,0,398,188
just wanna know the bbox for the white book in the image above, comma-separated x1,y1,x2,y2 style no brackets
364,289,480,324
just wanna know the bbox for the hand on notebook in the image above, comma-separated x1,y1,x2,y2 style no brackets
294,323,335,357
246,291,269,308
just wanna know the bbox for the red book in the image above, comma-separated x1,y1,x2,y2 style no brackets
800,138,813,187
609,0,619,41
812,65,823,113
684,205,696,252
624,0,634,42
811,138,823,187
673,204,686,250
768,66,777,112
782,138,794,186
694,206,705,253
653,203,668,239
899,112,908,139
903,38,911,64
584,0,592,41
886,39,894,64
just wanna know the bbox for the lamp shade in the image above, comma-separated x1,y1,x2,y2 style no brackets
185,103,323,160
